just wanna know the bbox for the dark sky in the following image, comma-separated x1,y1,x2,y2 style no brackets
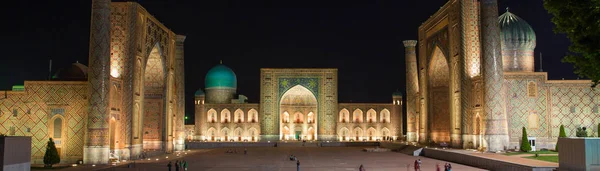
0,0,573,123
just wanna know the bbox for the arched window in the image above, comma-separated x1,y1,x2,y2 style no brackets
307,112,314,124
367,109,376,123
380,109,391,123
221,109,231,123
353,109,363,123
54,118,62,138
294,112,304,123
282,112,290,123
248,109,258,123
234,109,244,123
207,109,217,123
339,109,350,123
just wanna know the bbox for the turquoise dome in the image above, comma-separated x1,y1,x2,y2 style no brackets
499,9,536,50
205,64,237,89
195,89,205,96
392,91,403,96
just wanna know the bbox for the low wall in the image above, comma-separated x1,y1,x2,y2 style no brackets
558,137,600,171
1,136,31,171
422,148,555,171
379,142,408,151
319,142,379,147
186,142,275,149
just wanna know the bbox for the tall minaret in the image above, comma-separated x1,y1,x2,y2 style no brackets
84,0,111,164
481,0,509,152
403,40,419,142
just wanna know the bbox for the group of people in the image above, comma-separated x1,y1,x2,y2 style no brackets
289,154,300,171
437,163,452,171
166,159,188,171
225,148,248,154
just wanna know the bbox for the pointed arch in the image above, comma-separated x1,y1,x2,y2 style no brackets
282,111,290,123
367,127,377,141
353,109,363,123
307,127,315,140
248,127,259,141
221,127,230,141
339,108,350,123
234,127,244,141
248,109,258,123
353,127,363,141
221,109,231,123
234,109,244,123
381,127,390,137
366,109,377,123
207,127,216,141
293,112,304,123
207,108,217,123
380,109,391,123
307,112,314,124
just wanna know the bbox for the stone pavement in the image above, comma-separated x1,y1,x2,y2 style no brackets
443,149,558,167
104,147,485,171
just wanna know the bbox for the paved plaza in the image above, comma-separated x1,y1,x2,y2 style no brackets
89,146,484,171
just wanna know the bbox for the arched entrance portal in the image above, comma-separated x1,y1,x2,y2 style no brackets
141,44,169,151
279,85,318,141
428,46,451,143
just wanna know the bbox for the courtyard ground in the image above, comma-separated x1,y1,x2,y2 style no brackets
36,147,486,171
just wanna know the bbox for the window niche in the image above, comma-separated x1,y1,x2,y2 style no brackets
527,81,537,97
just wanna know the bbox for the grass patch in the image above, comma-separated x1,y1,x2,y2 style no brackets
524,156,559,163
31,165,72,170
504,150,558,156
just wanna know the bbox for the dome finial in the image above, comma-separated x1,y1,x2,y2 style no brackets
506,7,509,12
220,60,223,64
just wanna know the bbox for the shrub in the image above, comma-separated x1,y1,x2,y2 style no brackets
43,138,60,167
556,125,566,151
521,127,532,152
576,127,588,137
598,123,600,137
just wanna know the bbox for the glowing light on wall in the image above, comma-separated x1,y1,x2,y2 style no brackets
111,68,120,78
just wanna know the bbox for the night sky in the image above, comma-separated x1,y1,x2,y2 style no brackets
1,0,573,123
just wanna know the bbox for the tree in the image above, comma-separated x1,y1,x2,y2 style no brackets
543,0,600,86
43,138,60,167
521,127,532,152
598,123,600,137
555,125,567,151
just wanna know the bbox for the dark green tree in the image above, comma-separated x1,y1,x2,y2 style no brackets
598,123,600,137
43,138,60,167
521,127,532,152
543,0,600,86
555,125,567,151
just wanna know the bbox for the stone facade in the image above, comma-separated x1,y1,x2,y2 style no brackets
411,0,600,151
0,2,185,164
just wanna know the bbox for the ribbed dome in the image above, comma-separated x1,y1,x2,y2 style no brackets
499,8,537,72
392,90,403,96
52,61,88,81
205,63,237,89
499,8,536,50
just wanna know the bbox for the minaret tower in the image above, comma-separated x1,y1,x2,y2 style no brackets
84,0,111,164
403,40,419,142
481,0,509,152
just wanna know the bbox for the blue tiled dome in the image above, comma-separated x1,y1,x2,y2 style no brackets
499,8,536,50
205,64,237,89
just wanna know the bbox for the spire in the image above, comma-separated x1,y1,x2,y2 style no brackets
220,60,223,64
506,7,509,13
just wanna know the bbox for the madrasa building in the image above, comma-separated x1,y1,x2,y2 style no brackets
404,0,600,152
192,63,404,142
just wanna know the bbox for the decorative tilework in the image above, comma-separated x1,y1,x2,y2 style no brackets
278,78,319,99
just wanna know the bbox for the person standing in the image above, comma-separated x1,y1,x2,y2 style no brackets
244,148,247,155
359,164,364,171
184,160,188,171
167,161,172,171
175,160,180,171
417,159,422,171
296,160,300,171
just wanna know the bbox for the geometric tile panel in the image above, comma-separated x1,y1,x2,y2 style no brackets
505,78,548,139
143,99,163,141
550,85,600,138
0,81,87,163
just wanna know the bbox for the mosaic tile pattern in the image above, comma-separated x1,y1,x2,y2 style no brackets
0,82,87,163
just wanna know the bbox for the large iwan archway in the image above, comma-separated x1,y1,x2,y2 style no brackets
141,44,169,151
428,46,451,143
279,85,317,140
